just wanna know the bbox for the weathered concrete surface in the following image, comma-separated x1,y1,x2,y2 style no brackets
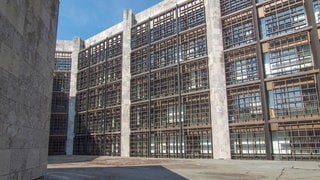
205,0,231,159
0,0,59,179
121,9,133,157
45,156,320,180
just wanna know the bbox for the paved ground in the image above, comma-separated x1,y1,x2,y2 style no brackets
45,156,320,180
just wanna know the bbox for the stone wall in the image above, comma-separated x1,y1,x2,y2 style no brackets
0,0,59,179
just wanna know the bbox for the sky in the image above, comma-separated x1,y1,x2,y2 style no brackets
57,0,162,40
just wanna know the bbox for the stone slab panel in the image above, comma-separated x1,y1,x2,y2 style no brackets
0,149,11,176
0,0,26,35
10,149,28,173
26,149,40,169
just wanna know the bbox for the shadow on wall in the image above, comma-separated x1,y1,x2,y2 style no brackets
45,166,187,180
73,106,122,156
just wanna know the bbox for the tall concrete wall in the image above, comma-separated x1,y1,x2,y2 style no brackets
0,0,59,179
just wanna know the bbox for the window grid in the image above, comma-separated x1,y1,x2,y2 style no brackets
227,84,263,123
178,0,206,31
182,93,210,127
88,87,105,110
104,134,121,156
131,75,149,102
259,1,307,38
75,113,87,134
179,26,207,61
105,57,122,83
150,38,178,69
108,34,123,58
89,64,105,87
225,45,259,85
105,82,121,107
314,0,320,23
151,9,177,42
220,0,253,16
49,136,67,155
77,69,89,91
268,75,320,119
230,127,266,159
78,49,90,70
50,114,68,135
51,92,69,113
90,41,107,66
53,72,70,92
262,31,313,78
150,67,179,99
222,10,255,49
131,47,149,75
76,91,87,112
272,122,320,160
180,58,209,93
131,22,149,50
184,129,212,158
150,98,180,129
73,136,86,154
150,131,181,158
87,110,104,134
86,135,105,155
105,107,121,132
55,52,72,71
130,103,149,131
130,132,149,157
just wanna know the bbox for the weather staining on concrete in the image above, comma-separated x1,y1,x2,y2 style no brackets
0,0,59,179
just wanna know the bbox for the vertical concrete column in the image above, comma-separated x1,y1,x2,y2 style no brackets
121,9,133,157
204,0,231,159
66,37,83,155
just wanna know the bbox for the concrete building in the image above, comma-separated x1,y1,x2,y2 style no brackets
51,0,320,160
48,39,83,155
0,0,59,179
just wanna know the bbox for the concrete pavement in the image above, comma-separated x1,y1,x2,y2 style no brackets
45,156,320,180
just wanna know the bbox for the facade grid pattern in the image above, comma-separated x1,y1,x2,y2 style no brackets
73,33,123,155
49,52,72,155
222,0,320,160
51,0,320,160
130,0,212,159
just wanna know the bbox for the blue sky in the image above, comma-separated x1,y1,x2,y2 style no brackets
57,0,162,40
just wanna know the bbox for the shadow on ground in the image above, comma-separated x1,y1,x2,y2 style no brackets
45,165,186,180
48,155,100,164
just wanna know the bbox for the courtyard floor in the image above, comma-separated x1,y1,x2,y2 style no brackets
45,155,320,180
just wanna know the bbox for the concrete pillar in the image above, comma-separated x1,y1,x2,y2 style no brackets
121,9,133,157
66,37,83,155
204,0,231,159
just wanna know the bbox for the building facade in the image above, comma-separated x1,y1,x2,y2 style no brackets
52,0,320,160
49,39,84,155
49,45,72,155
222,0,320,160
72,0,230,159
